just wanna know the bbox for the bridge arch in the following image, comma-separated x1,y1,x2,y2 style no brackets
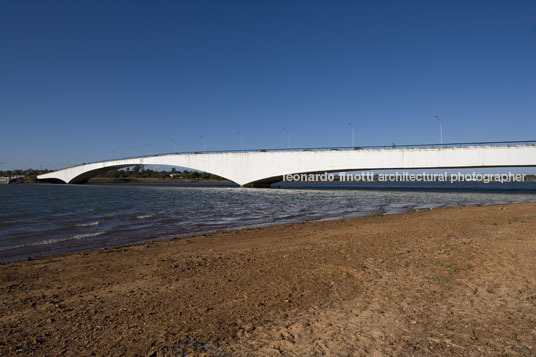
37,154,240,185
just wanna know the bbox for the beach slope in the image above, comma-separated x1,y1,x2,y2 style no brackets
1,203,535,356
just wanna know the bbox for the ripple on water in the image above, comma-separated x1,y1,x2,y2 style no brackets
0,231,107,252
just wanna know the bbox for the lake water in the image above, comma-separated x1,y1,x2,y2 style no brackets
1,182,535,261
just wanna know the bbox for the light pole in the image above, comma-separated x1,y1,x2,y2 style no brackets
348,122,355,147
200,136,206,151
235,132,243,150
434,115,443,144
170,139,176,152
283,128,290,148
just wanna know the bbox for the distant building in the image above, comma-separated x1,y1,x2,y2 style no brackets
0,175,25,184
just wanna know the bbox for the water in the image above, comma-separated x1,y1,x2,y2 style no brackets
1,183,535,261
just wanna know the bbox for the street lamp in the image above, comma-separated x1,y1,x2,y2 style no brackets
283,128,291,148
434,115,443,144
200,136,206,151
348,122,355,147
236,132,243,151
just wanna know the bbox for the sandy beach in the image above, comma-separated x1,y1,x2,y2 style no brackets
1,202,535,356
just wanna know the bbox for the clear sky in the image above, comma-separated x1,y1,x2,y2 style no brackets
1,0,535,170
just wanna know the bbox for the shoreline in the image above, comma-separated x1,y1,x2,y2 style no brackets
1,202,535,355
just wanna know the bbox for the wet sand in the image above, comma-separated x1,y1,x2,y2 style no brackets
1,202,535,356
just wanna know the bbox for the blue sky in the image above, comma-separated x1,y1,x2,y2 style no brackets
1,0,535,170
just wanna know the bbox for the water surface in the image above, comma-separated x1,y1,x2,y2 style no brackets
1,183,535,261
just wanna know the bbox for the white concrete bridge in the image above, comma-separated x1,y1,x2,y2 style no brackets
37,141,536,187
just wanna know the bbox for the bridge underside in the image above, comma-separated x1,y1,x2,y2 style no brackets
69,165,136,184
38,177,69,184
241,176,284,188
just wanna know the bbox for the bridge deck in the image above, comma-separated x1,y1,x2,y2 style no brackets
37,141,536,186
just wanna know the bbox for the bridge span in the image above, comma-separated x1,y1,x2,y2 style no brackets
37,141,536,187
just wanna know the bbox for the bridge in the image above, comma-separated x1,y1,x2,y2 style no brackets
37,141,536,187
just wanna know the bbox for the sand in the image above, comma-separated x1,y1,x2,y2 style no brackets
1,202,535,356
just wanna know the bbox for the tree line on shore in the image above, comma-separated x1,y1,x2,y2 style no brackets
96,166,225,181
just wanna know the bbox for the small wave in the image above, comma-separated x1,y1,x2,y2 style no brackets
414,204,440,211
75,221,99,227
0,231,107,252
135,214,155,220
72,231,106,239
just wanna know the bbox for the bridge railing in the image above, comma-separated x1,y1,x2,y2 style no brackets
64,140,536,169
